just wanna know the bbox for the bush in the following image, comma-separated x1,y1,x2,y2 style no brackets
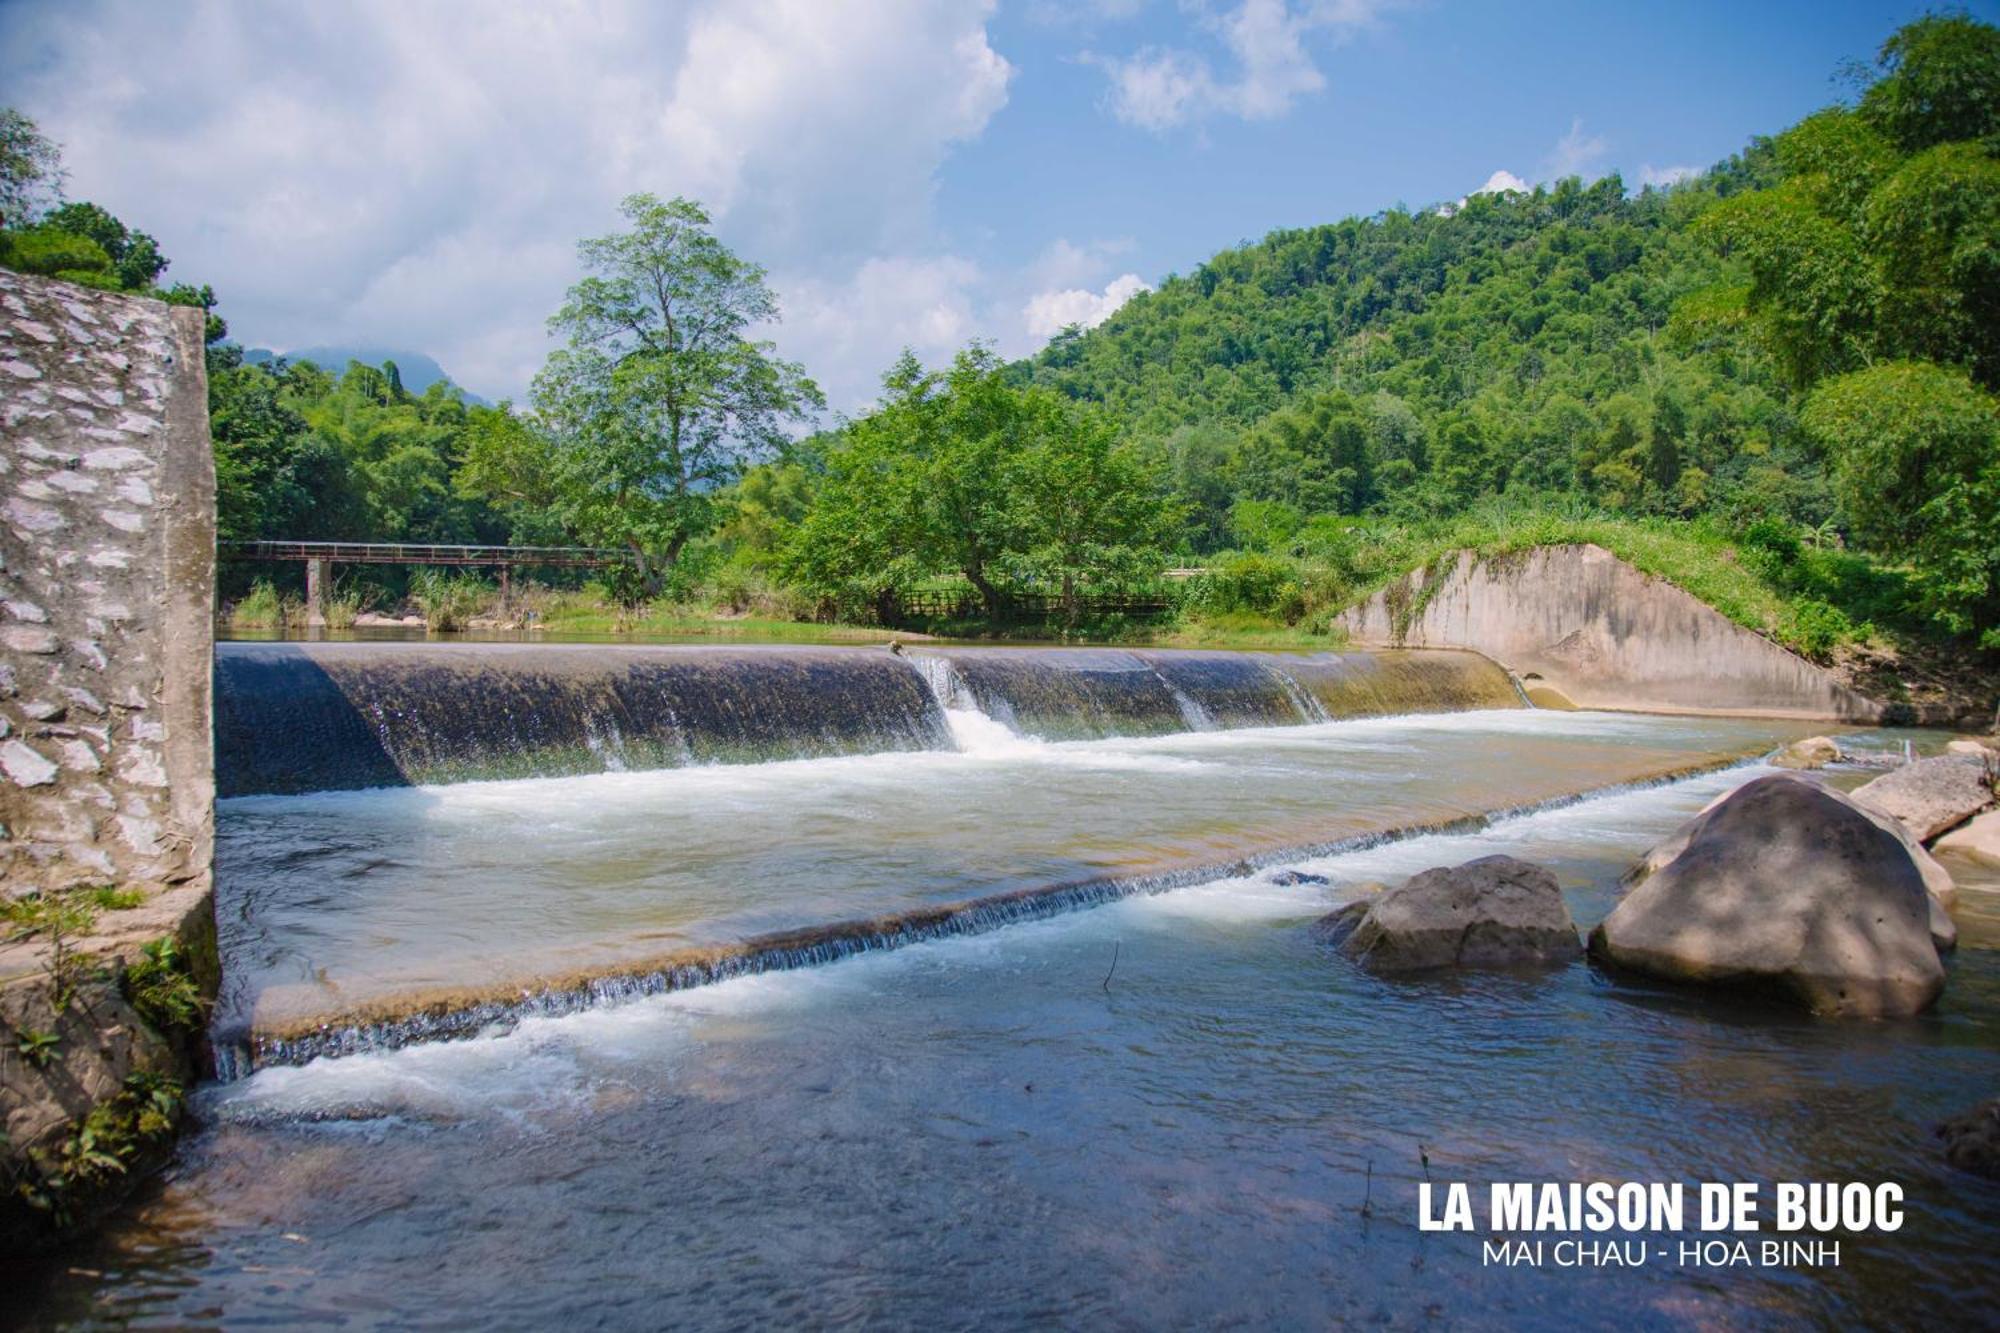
408,570,490,631
1740,517,1803,564
124,937,206,1034
227,580,287,629
1781,597,1864,662
1183,553,1303,620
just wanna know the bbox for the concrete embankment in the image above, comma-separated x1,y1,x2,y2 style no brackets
1339,544,1883,721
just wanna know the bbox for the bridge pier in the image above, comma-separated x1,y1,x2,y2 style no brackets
305,557,330,627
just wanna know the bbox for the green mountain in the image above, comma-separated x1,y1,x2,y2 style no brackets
1017,152,1804,553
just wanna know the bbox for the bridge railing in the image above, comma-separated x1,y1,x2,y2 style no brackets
220,541,636,570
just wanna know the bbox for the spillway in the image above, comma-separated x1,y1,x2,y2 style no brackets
213,641,1522,795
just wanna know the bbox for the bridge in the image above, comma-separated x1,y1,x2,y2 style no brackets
220,541,636,624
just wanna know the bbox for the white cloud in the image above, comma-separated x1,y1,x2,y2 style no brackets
780,255,985,414
1473,169,1531,196
1091,0,1390,131
1023,272,1149,338
1543,116,1610,181
1638,162,1699,188
0,0,1014,408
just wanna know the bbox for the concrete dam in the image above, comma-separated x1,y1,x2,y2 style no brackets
213,641,1525,796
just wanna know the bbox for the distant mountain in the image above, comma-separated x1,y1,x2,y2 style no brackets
240,345,489,405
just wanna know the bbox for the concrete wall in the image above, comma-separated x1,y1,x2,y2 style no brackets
1339,544,1882,721
0,270,215,899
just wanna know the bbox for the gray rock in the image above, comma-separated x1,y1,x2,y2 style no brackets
1268,868,1330,886
1938,1097,2000,1180
1590,776,1944,1017
1319,855,1579,973
1630,778,1956,950
1852,755,1995,842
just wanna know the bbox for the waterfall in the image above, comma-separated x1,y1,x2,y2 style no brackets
1152,668,1216,731
908,652,1035,755
1264,662,1331,725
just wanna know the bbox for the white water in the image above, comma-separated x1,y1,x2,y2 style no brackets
203,759,1779,1122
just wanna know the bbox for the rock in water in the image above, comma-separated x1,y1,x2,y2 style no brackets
1935,809,2000,869
1590,776,1945,1017
1938,1098,2000,1180
1771,736,1841,770
1628,777,1957,950
1852,755,1996,842
1319,855,1578,973
1268,868,1330,886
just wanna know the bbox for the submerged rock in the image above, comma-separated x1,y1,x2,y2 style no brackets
1318,855,1578,973
1852,755,1995,843
1268,868,1330,886
1590,776,1945,1017
1771,736,1841,770
1938,1097,2000,1180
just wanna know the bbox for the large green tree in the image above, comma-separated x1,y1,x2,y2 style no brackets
528,194,822,579
787,347,1171,622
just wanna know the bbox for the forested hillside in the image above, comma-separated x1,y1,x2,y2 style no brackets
1018,158,1798,544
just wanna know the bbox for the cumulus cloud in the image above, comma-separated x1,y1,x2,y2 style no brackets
0,0,1014,408
1473,169,1531,196
1091,0,1390,131
1023,273,1149,338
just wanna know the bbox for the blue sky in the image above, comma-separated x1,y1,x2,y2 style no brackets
1,1,1984,413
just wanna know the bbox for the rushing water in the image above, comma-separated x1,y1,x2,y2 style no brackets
210,706,1804,1065
13,749,2000,1329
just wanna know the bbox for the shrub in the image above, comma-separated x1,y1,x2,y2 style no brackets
124,937,206,1035
1781,597,1863,662
228,580,286,629
409,570,490,631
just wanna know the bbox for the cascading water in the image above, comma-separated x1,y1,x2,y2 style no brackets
216,642,1524,795
907,651,1038,755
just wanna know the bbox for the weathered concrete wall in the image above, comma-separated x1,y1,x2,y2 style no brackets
0,272,217,1250
1339,544,1882,721
0,270,215,898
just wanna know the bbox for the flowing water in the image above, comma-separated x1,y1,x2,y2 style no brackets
213,707,1800,1066
12,647,1999,1328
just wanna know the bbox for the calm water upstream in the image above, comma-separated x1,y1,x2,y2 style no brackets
10,710,1999,1329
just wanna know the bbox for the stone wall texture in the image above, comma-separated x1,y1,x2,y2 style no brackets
1338,544,1883,721
0,270,215,900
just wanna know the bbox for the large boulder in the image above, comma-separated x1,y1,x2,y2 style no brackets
1938,1098,2000,1180
1626,778,1955,922
1851,755,1995,843
1771,736,1841,770
1589,776,1945,1018
1318,855,1579,973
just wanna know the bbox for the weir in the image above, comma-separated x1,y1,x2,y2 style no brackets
214,641,1521,795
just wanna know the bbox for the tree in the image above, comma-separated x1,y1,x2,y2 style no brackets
1800,361,2000,641
531,194,822,580
0,107,62,226
787,347,1171,623
1859,12,2000,152
1012,395,1170,625
41,202,166,289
